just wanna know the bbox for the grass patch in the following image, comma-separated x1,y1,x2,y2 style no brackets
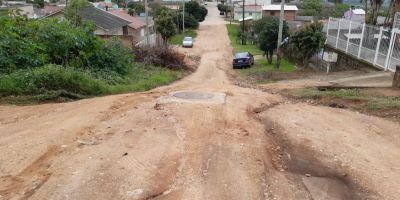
170,30,197,45
288,88,362,100
226,24,263,55
241,57,296,74
236,57,296,83
286,88,400,110
0,64,184,104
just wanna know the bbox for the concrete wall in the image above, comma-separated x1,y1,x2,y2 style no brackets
309,45,380,72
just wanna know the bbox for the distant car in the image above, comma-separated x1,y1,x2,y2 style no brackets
204,1,207,5
233,52,254,69
182,37,193,48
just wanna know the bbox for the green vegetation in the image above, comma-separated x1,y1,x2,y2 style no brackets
238,57,295,80
155,9,177,43
286,88,400,110
257,17,289,64
0,7,186,104
299,0,323,18
288,88,361,100
285,22,326,66
226,24,263,55
331,3,351,18
170,30,197,45
152,1,206,43
185,1,208,22
227,23,295,82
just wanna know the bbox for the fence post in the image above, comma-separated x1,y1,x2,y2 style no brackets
345,20,352,53
326,17,331,44
384,28,397,71
335,19,342,48
357,23,366,58
373,26,384,65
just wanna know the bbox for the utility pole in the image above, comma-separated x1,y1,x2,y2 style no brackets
241,0,245,45
145,0,149,45
275,0,284,69
277,0,284,50
183,0,185,34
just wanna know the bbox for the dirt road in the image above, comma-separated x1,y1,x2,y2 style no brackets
1,3,400,200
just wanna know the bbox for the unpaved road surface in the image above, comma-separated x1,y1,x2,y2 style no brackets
1,3,400,200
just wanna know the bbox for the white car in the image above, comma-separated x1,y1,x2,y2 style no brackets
204,1,208,5
182,37,193,48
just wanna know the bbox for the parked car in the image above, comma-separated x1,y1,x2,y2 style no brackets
232,52,254,69
204,1,207,5
182,37,193,48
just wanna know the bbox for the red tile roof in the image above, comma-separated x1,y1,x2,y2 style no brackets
42,5,64,15
108,10,146,29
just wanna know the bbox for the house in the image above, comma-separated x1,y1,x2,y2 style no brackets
78,6,130,36
234,5,262,21
108,9,146,41
262,4,298,21
0,2,37,18
344,8,365,23
36,5,65,18
43,5,156,47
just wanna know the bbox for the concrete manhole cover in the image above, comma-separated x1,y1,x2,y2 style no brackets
158,91,226,104
173,91,214,100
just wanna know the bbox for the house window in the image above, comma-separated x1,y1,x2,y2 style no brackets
270,11,275,16
140,29,145,37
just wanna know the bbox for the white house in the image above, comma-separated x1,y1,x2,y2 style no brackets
344,8,365,23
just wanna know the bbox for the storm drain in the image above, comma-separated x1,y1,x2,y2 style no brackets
173,91,214,100
158,91,226,104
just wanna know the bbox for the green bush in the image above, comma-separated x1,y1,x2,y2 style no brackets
185,1,207,22
286,22,326,66
0,65,108,95
176,12,199,30
0,16,133,75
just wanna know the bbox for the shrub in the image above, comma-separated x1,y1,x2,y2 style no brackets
0,16,133,75
286,22,326,66
176,12,199,30
133,46,187,70
185,1,207,22
0,65,108,95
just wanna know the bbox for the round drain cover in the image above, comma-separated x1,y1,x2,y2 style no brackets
173,91,214,100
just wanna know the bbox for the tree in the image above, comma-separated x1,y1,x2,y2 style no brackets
185,1,207,22
257,17,288,64
385,0,400,26
331,3,350,18
367,0,384,25
288,22,325,66
128,3,145,16
155,9,177,43
34,0,45,8
299,0,323,18
64,0,90,26
176,12,199,30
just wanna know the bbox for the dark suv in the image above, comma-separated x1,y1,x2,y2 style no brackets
232,52,254,69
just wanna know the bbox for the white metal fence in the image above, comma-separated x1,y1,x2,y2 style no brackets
326,17,400,72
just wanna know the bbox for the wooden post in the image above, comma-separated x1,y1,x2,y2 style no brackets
393,66,400,88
